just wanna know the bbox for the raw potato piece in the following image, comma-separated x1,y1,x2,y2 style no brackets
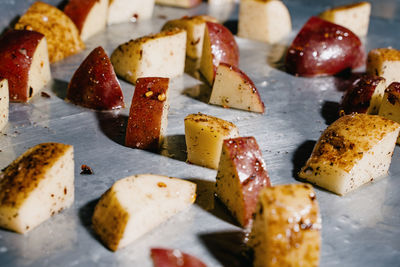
184,113,239,169
0,79,9,131
162,16,218,59
378,82,400,143
0,30,51,102
107,0,155,25
216,137,271,227
67,46,124,110
64,0,109,41
319,2,371,37
0,143,74,234
92,174,196,251
249,184,321,267
111,29,186,84
125,77,170,150
299,114,400,195
156,0,202,8
367,48,400,85
340,75,386,115
15,1,85,63
209,63,265,113
151,248,207,267
238,0,292,44
200,22,239,85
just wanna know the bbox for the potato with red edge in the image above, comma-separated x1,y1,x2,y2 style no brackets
216,137,271,228
209,63,265,113
0,30,51,102
367,48,400,85
155,0,202,8
340,75,386,115
64,0,108,41
379,82,400,143
200,22,239,85
67,46,124,110
15,1,85,63
285,16,364,77
0,79,9,131
107,0,155,25
151,248,207,267
125,77,169,151
319,2,371,37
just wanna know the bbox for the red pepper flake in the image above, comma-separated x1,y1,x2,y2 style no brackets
80,164,94,175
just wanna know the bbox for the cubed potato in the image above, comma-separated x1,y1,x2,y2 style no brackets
64,0,109,41
299,114,400,195
92,174,196,251
340,75,386,115
111,28,186,84
378,82,400,143
209,63,265,113
184,113,239,169
0,79,9,131
107,0,155,25
319,2,371,37
15,2,84,63
0,143,74,234
216,137,271,227
249,183,321,267
238,0,292,44
367,48,400,85
162,15,217,59
125,77,170,150
0,30,51,102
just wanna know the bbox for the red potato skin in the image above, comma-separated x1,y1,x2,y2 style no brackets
340,75,385,114
223,137,271,227
219,62,265,113
67,46,124,110
64,0,97,33
385,82,400,105
206,22,239,79
125,77,169,151
0,29,44,102
285,16,365,77
151,248,207,267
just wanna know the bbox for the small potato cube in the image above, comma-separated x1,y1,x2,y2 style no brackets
0,143,74,234
216,137,270,227
367,48,400,85
111,29,186,84
378,82,400,143
238,0,292,44
319,2,371,37
92,174,196,251
107,0,155,25
184,113,239,169
299,114,400,195
249,183,321,267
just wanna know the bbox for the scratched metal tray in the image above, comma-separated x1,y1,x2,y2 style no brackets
0,1,399,266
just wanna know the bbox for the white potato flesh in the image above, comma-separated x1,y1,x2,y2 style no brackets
107,0,155,25
0,79,9,131
80,0,108,41
367,48,400,85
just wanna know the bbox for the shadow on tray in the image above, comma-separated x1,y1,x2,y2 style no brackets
182,83,211,104
199,230,252,267
321,100,340,125
96,111,128,147
160,134,187,163
51,79,69,100
78,198,102,242
292,140,316,179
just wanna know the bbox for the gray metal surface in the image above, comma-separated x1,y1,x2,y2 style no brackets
0,1,399,266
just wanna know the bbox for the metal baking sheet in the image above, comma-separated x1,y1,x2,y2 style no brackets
0,1,399,266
